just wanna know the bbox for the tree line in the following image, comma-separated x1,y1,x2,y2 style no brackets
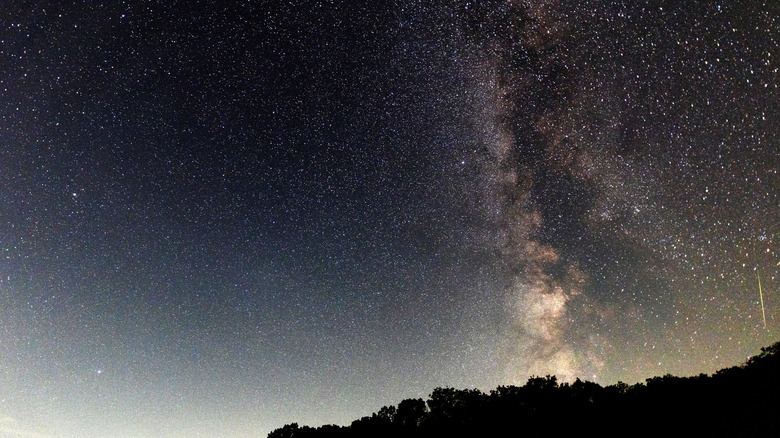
269,341,780,438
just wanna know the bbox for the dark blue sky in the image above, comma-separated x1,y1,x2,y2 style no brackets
1,1,778,436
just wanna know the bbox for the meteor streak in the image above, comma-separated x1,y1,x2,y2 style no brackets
757,269,767,330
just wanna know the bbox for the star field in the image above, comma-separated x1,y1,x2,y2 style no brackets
1,1,778,437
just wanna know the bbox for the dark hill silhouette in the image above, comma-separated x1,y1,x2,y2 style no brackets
268,341,780,438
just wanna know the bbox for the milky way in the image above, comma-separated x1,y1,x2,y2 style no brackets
456,0,779,383
0,1,778,437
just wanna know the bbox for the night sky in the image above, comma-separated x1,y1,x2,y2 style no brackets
1,1,778,437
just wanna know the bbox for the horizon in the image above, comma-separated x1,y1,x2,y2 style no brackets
269,339,780,432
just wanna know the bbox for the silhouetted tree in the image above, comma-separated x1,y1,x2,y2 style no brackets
268,423,299,438
266,341,780,438
425,387,486,430
375,405,396,424
395,398,427,428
